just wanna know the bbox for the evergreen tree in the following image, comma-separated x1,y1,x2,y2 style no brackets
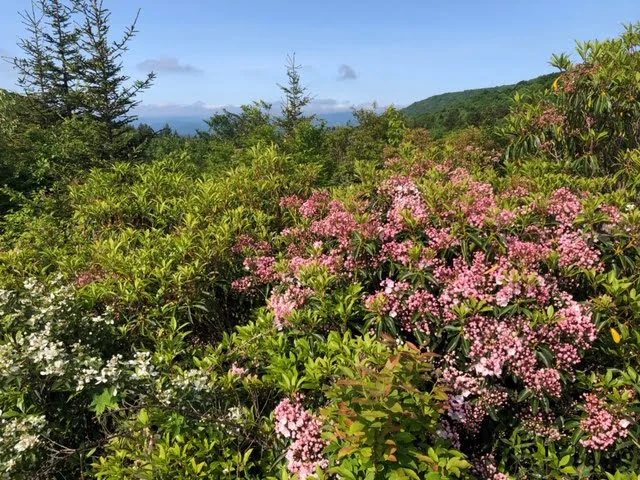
13,1,55,122
41,0,82,118
13,0,82,121
77,0,155,154
277,53,313,136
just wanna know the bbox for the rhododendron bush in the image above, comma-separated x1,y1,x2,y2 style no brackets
232,156,639,477
2,25,640,480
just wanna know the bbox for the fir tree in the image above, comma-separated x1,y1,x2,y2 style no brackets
77,0,155,154
41,0,82,118
277,53,313,136
13,0,82,121
13,1,55,121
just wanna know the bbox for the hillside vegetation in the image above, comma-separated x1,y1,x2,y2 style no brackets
1,2,640,479
403,73,558,137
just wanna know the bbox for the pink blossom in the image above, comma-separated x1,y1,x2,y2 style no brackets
299,191,331,218
74,271,96,288
280,195,304,209
379,176,430,238
580,393,630,450
233,235,272,254
364,279,437,334
437,252,494,319
268,285,311,329
230,363,247,376
547,188,583,227
556,231,602,271
243,256,278,283
310,201,358,248
274,395,328,479
231,276,253,292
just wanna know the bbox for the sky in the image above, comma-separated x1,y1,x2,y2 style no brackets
0,0,639,117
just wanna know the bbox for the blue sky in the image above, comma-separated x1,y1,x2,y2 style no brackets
0,0,639,116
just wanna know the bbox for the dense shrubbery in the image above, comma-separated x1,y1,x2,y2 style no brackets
2,18,640,480
500,23,640,176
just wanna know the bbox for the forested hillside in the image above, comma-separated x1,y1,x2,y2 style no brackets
403,73,558,137
1,2,640,479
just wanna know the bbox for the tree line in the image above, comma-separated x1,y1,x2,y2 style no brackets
10,0,155,158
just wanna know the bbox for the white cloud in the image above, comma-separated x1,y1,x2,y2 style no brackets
135,98,389,119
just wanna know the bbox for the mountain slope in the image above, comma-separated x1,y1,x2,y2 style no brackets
402,73,558,137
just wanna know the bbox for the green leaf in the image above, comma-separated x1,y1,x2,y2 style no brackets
91,388,118,416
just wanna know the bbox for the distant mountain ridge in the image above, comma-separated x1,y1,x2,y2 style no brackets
136,111,356,136
402,73,558,137
8,73,560,138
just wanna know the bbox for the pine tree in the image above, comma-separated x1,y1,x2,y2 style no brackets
13,0,82,121
13,1,55,121
77,0,155,153
40,0,82,118
277,53,313,136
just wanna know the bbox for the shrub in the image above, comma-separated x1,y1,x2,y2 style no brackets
500,23,640,176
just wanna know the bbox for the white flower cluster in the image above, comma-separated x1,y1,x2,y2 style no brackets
21,325,68,376
222,406,247,435
172,368,212,392
0,343,20,376
0,413,46,474
74,351,159,391
0,278,139,392
128,351,156,381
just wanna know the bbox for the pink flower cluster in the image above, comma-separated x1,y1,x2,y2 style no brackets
246,256,277,281
473,454,511,480
520,410,563,441
556,231,602,271
436,252,494,320
600,204,622,224
579,393,630,451
379,176,430,238
310,201,359,248
454,176,497,228
494,265,551,307
506,238,551,268
364,279,438,334
547,188,583,227
533,106,567,128
232,256,278,292
280,195,304,209
232,234,272,255
268,284,311,329
230,363,247,376
274,395,328,479
233,166,612,451
465,316,564,397
299,191,331,219
74,270,97,288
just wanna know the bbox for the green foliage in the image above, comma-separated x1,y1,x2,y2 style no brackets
3,15,640,480
322,342,470,479
403,73,557,138
500,22,640,175
13,0,83,121
326,106,408,184
200,101,279,148
77,0,155,158
0,89,111,211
